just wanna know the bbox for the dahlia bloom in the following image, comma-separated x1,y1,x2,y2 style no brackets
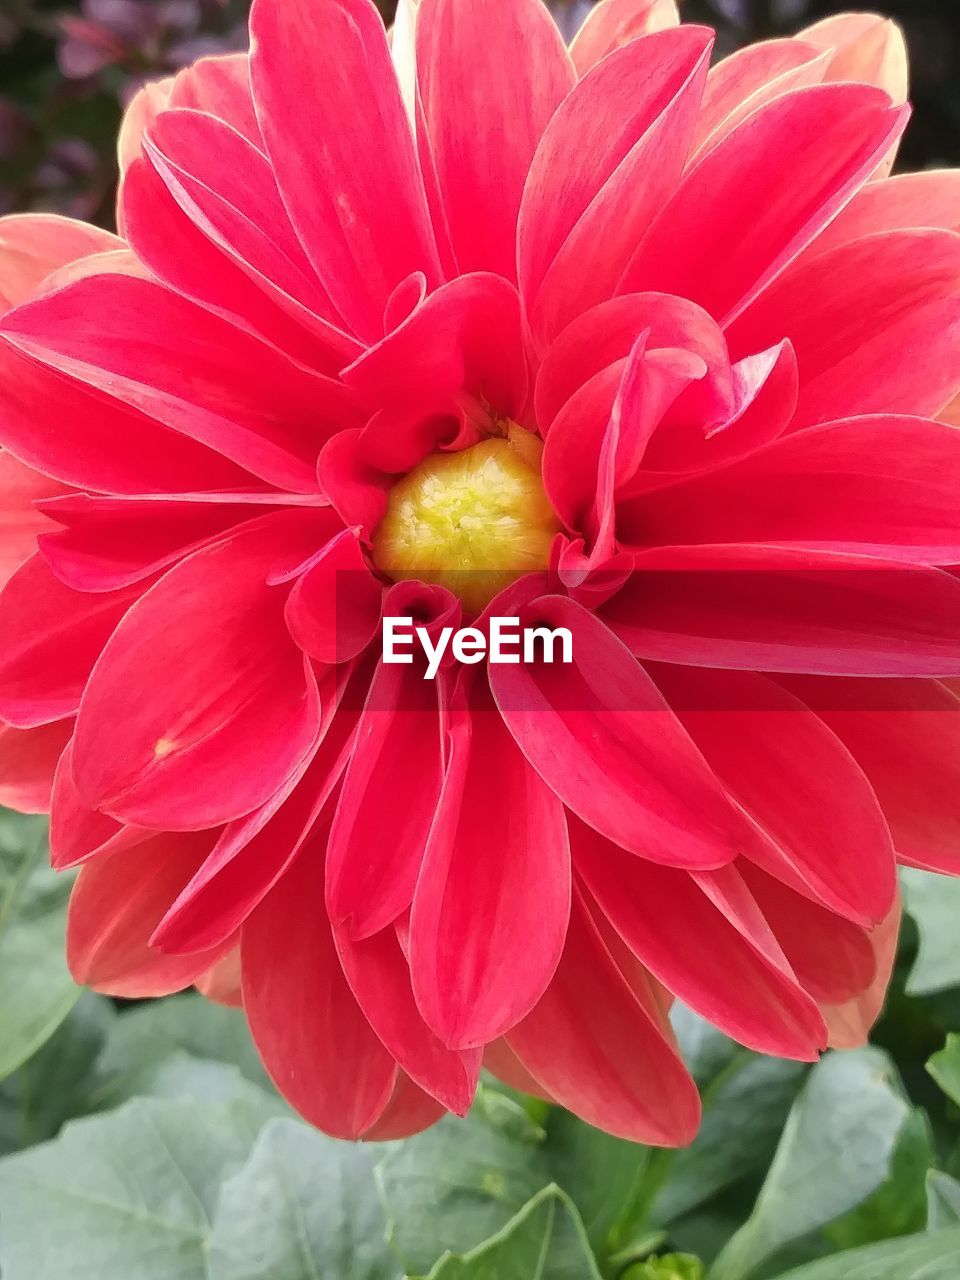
2,0,960,1144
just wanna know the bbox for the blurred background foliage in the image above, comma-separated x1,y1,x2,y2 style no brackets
0,0,958,226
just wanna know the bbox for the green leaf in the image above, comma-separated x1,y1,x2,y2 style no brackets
772,1227,960,1279
650,1054,805,1227
419,1186,601,1280
207,1118,401,1280
927,1034,960,1107
622,1256,705,1280
902,869,960,996
0,1093,282,1279
825,1108,933,1249
711,1048,912,1280
927,1171,960,1228
0,993,114,1154
94,992,270,1093
378,1092,553,1275
541,1106,650,1252
0,810,78,1078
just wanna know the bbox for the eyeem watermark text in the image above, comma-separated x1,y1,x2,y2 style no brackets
383,616,574,680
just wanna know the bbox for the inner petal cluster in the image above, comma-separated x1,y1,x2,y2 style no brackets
372,432,560,613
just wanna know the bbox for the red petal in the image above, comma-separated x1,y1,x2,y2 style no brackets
491,596,749,868
67,831,229,998
250,0,442,339
652,665,896,924
574,823,827,1058
72,513,324,828
506,888,701,1145
618,84,907,324
0,718,72,814
0,555,140,727
416,0,574,281
0,214,122,310
410,674,571,1048
242,844,398,1139
0,450,65,591
569,0,680,78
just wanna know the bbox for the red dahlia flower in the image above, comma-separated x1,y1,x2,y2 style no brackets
2,0,960,1144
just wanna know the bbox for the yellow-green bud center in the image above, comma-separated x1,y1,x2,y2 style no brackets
371,431,560,614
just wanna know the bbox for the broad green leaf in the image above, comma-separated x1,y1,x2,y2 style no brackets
419,1186,601,1280
0,1093,282,1280
928,1034,960,1107
902,869,960,996
825,1108,933,1249
651,1054,805,1227
378,1092,553,1275
207,1118,400,1280
95,992,270,1093
927,1171,960,1228
0,993,114,1155
0,810,78,1078
541,1107,650,1252
773,1227,960,1279
711,1048,911,1280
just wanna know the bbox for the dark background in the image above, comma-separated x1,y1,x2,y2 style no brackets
1,0,957,227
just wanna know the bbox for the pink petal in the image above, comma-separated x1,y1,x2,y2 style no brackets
0,450,65,591
0,214,122,311
72,513,325,828
798,13,907,102
117,76,175,176
692,39,828,154
39,492,317,593
782,675,960,876
811,170,960,258
574,822,827,1057
195,948,243,1008
242,845,398,1139
519,27,711,351
618,84,908,325
143,109,348,336
168,53,262,148
49,738,147,869
327,659,444,939
337,924,481,1113
569,0,679,77
739,863,878,1005
343,272,527,422
630,416,960,563
604,544,960,677
121,156,358,374
0,718,72,814
506,888,701,1145
285,530,384,665
67,831,230,998
491,595,750,868
152,685,359,953
250,0,442,340
0,335,255,495
1,274,353,493
651,665,896,925
0,555,140,728
728,230,960,427
410,674,571,1048
821,897,900,1050
416,0,574,281
362,1071,447,1141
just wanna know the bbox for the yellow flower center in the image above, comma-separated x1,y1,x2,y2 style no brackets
371,428,560,614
